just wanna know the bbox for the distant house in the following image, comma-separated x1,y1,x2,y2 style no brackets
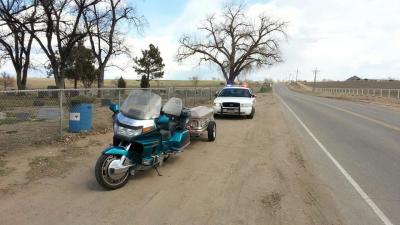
346,76,361,81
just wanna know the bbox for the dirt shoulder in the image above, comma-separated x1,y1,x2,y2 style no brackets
288,82,400,112
0,93,343,225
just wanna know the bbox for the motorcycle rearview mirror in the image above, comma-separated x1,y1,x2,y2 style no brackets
157,114,170,124
157,115,170,127
109,103,120,113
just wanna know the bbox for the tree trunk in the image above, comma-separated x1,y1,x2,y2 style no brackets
52,63,65,89
16,70,23,90
74,79,78,89
54,71,65,89
21,66,28,90
146,74,151,88
140,75,150,88
227,70,239,84
97,66,105,97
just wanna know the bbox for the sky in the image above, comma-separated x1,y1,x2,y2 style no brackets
1,0,400,82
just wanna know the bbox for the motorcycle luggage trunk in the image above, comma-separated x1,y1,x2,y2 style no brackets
169,130,190,151
190,106,213,119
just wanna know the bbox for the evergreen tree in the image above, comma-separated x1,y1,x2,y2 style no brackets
133,44,165,88
65,41,97,88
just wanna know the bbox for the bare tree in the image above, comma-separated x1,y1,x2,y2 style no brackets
191,75,199,87
83,0,144,91
0,0,35,90
0,71,15,89
177,4,287,83
1,0,100,88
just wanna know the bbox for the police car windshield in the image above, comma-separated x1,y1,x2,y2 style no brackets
218,88,251,97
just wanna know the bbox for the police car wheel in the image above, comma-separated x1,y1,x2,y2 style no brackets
247,108,255,119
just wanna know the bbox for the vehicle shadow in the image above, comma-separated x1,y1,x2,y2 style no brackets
214,115,247,120
85,168,107,192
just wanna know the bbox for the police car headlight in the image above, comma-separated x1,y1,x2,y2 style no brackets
214,102,221,107
240,103,252,107
114,124,142,138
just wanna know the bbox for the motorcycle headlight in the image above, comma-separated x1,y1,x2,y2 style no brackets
240,103,252,107
114,124,142,138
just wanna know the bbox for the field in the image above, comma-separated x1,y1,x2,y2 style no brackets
288,82,400,109
9,78,226,89
303,80,400,89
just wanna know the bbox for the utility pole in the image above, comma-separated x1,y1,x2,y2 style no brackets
312,67,320,92
296,69,299,83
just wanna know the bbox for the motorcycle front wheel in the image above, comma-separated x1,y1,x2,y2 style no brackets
95,154,130,190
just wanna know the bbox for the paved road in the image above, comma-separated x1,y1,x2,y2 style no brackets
275,84,400,225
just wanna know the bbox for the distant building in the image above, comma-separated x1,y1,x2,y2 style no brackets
346,76,361,81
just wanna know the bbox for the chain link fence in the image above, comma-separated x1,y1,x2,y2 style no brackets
0,87,221,150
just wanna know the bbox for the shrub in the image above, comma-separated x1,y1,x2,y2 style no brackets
117,76,126,88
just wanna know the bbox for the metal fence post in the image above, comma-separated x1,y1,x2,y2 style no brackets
184,88,187,105
118,89,121,105
194,88,196,106
59,89,63,139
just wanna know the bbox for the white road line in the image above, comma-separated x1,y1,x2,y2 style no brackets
292,93,400,132
276,93,394,225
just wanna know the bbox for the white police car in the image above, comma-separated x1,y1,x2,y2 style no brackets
213,86,256,119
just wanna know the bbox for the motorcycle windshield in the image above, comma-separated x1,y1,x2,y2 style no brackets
120,90,162,120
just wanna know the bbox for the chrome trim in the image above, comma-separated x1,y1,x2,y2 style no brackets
116,113,155,128
170,141,190,151
108,155,132,177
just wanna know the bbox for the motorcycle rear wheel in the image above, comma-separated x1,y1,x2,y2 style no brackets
95,154,130,190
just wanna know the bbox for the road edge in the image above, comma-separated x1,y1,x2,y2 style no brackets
274,91,394,225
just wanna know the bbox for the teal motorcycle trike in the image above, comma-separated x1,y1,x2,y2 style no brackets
95,90,216,190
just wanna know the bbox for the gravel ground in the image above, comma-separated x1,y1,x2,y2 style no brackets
0,93,343,225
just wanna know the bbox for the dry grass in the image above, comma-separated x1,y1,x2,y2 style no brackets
27,155,73,180
302,80,400,89
27,144,91,181
0,159,12,176
9,78,225,89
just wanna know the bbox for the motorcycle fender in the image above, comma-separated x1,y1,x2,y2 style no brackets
102,147,129,157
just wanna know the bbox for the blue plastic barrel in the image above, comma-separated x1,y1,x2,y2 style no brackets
69,103,92,133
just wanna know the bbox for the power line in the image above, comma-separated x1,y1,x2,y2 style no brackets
312,67,320,92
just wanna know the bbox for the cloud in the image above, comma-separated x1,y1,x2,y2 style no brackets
105,0,226,80
2,0,400,82
257,0,400,81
